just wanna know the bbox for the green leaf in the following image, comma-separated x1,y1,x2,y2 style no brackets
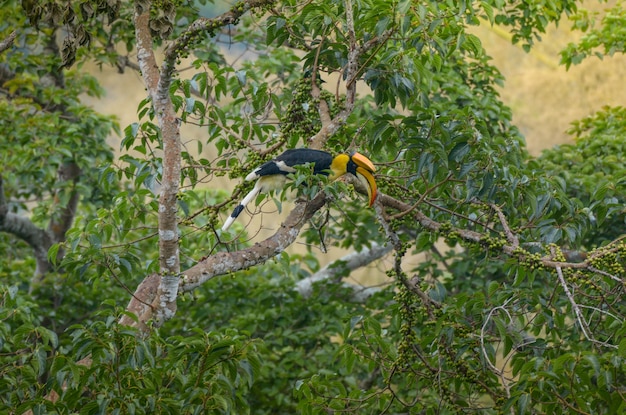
481,1,494,24
48,243,61,265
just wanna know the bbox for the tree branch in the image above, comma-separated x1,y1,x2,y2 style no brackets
379,192,625,274
0,167,76,280
0,30,17,54
480,298,515,400
489,202,519,247
0,32,87,283
181,192,328,292
555,262,592,342
122,191,329,332
295,242,392,299
0,176,53,277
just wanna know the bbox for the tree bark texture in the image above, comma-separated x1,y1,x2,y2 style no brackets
134,0,182,323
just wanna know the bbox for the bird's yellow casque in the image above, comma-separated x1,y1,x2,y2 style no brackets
221,148,377,231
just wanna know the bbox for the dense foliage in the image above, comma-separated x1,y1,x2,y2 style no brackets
1,0,625,413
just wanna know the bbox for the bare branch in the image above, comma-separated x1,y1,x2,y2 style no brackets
181,192,328,292
295,242,392,298
0,30,17,54
587,266,622,283
552,246,617,349
481,298,514,400
555,262,592,341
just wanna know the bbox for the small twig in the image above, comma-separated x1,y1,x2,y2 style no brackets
347,29,394,89
313,209,330,253
586,266,622,283
489,202,519,247
104,258,155,310
553,247,592,342
586,235,626,261
259,138,287,156
387,174,453,221
481,298,514,399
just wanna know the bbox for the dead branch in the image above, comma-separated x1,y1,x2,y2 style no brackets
295,242,392,298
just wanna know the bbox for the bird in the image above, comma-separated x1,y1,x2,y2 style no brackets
221,148,377,231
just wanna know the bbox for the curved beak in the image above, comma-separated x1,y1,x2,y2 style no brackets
351,152,377,206
351,152,376,173
355,168,377,206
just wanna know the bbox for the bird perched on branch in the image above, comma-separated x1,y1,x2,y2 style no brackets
221,148,377,231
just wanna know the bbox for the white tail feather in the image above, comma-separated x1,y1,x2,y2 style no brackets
221,182,262,231
239,183,263,210
220,215,237,232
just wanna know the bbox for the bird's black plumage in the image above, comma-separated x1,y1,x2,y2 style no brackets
248,149,333,179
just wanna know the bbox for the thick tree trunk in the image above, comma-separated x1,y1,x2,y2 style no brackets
127,0,279,329
134,0,181,324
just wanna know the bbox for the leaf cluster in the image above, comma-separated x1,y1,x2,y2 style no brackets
539,106,626,246
560,3,626,68
0,284,261,414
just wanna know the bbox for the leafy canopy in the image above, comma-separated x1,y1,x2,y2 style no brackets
1,0,626,413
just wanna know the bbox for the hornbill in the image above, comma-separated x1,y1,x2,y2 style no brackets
221,148,377,231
